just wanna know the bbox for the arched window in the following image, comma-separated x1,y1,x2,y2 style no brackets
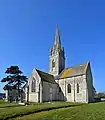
59,87,61,92
52,60,55,68
68,84,71,93
77,83,79,93
31,77,36,92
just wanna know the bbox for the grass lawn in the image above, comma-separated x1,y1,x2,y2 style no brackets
0,103,24,108
0,100,21,108
0,102,81,120
11,102,105,120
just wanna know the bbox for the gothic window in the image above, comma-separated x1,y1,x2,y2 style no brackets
59,87,61,92
77,83,79,93
50,48,53,56
68,84,71,93
52,60,55,68
31,77,36,92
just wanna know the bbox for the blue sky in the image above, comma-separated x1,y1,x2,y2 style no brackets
0,0,105,92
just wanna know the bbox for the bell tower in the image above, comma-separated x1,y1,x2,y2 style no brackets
49,25,65,76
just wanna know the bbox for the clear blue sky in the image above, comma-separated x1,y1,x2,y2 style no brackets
0,0,105,92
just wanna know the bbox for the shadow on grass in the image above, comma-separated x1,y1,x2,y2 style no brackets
0,105,25,108
4,104,84,120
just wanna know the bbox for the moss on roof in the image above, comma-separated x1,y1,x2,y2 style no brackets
59,62,89,79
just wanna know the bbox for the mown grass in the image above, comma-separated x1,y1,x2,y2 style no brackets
0,102,82,120
0,103,23,108
12,102,105,120
0,100,23,108
0,100,7,104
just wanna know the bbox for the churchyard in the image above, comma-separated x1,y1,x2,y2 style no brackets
0,101,82,120
0,100,105,120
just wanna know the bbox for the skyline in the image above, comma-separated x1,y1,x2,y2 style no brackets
0,0,105,92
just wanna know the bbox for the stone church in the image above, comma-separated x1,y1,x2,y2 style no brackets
27,26,94,103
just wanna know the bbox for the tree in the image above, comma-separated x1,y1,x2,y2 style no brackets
1,66,28,101
95,92,105,98
97,92,105,98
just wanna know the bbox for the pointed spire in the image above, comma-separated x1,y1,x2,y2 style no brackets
54,25,61,46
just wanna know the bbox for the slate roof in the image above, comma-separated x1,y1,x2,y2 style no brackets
59,62,89,79
36,69,56,84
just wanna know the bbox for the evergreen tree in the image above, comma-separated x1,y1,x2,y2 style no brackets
1,66,28,101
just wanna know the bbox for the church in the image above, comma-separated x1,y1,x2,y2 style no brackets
27,26,94,103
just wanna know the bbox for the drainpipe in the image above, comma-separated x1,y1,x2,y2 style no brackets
74,78,75,102
40,83,42,103
65,79,66,101
27,85,29,103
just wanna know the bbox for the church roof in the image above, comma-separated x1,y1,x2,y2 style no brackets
59,62,89,79
36,69,56,84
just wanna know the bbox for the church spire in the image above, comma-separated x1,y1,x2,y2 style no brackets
49,25,65,76
54,25,61,46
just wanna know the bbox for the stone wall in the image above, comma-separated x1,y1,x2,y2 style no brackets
28,67,94,103
56,75,88,103
28,69,41,102
42,81,59,102
29,93,39,102
86,66,94,102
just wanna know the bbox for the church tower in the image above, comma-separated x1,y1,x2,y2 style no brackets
49,25,65,76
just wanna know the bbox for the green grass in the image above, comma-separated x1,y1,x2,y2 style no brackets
11,102,105,120
0,102,82,120
0,100,6,104
0,103,23,108
0,100,23,108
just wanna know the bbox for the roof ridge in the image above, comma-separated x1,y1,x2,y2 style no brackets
59,61,90,79
35,69,56,84
65,61,88,69
36,69,53,77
